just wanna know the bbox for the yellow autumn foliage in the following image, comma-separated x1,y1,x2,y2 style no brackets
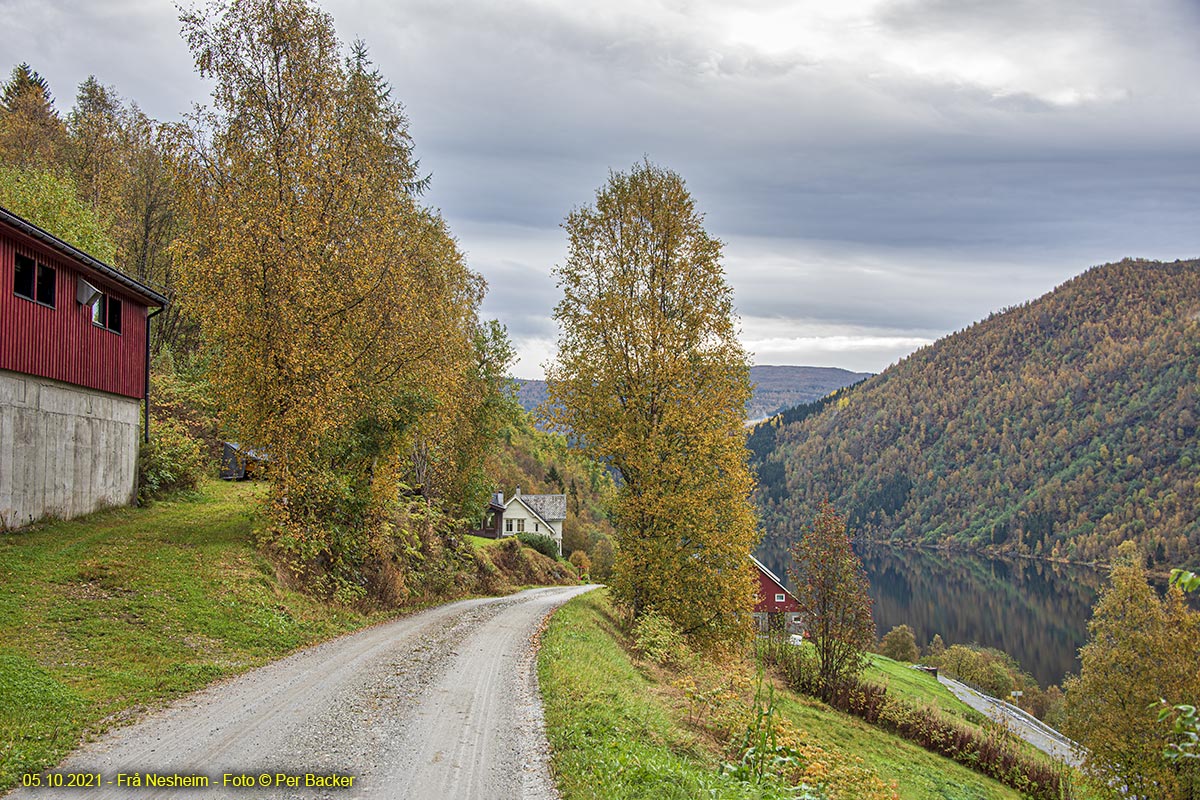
174,0,508,600
547,160,759,651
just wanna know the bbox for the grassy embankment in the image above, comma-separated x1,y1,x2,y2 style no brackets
0,481,573,789
540,589,1036,800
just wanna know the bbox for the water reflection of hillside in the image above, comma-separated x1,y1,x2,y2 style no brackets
754,540,1106,687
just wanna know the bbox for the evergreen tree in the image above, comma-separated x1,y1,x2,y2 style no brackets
0,63,65,167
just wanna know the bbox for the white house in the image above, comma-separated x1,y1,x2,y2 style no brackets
502,487,566,555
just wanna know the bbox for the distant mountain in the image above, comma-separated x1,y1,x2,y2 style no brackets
513,378,550,415
744,366,873,421
750,259,1200,570
512,365,870,422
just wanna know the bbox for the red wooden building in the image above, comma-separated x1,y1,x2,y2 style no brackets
1,205,167,528
751,555,803,633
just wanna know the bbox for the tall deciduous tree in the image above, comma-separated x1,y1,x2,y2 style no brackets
66,77,123,214
1064,541,1200,799
175,0,493,599
547,159,758,650
789,500,875,698
63,78,193,355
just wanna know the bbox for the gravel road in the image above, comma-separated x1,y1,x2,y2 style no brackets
10,585,597,800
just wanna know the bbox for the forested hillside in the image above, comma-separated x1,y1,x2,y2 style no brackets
751,259,1200,568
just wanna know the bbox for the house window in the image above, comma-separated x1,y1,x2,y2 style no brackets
775,593,785,603
516,519,525,532
92,294,123,334
14,254,55,307
505,519,513,533
534,522,540,532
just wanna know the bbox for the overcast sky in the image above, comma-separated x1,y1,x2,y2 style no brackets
7,0,1200,377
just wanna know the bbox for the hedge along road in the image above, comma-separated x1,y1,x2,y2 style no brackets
10,585,599,800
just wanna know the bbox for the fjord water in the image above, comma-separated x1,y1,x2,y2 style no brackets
756,545,1107,687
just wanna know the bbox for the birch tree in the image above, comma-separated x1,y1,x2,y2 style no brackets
547,160,758,650
1064,542,1200,798
176,0,492,600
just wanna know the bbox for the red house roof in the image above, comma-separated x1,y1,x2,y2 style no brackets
751,555,800,613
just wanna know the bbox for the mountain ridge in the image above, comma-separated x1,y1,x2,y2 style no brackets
751,258,1200,570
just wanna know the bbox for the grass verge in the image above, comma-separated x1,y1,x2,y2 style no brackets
863,655,986,725
539,589,1027,800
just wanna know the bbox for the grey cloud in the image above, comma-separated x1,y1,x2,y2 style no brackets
11,0,1200,376
878,0,1173,41
4,0,203,122
723,242,1077,334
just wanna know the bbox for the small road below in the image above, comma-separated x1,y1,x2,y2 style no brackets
937,673,1083,767
10,585,597,800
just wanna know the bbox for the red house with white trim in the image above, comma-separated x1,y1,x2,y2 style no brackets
1,205,167,528
751,554,803,634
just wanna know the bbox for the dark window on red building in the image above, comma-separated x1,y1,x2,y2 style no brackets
92,294,122,334
37,263,55,306
14,254,54,306
14,253,34,299
108,296,122,333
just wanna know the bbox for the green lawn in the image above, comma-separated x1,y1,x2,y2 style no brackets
538,589,734,799
864,654,988,724
0,481,384,788
465,534,503,550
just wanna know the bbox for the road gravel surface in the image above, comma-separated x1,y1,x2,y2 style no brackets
10,585,597,800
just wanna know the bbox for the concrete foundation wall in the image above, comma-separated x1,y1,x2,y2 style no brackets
0,369,140,529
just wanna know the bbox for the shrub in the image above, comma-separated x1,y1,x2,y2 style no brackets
591,536,615,580
516,531,560,560
930,643,1026,699
632,611,691,668
879,624,919,662
138,418,208,502
569,549,591,577
927,634,946,659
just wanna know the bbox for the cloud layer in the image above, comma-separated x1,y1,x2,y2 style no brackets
9,0,1200,377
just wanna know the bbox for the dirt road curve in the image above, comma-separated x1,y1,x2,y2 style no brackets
11,585,597,800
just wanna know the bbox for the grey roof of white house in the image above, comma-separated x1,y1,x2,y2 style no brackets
519,493,566,522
